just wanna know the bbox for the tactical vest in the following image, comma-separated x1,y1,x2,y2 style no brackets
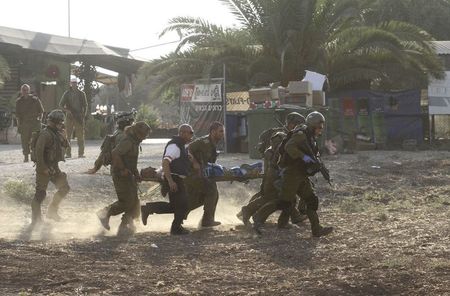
163,136,190,177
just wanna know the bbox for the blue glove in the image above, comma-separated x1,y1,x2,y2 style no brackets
302,155,315,164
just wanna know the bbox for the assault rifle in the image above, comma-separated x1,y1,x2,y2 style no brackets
304,141,332,186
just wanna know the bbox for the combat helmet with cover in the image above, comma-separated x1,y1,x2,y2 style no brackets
30,110,66,162
306,111,325,129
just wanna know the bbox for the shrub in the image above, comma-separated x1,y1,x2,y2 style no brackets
136,104,160,129
85,117,104,140
3,179,34,203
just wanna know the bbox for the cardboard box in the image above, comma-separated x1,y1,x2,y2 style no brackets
312,91,326,106
282,94,313,106
249,87,271,103
287,81,312,95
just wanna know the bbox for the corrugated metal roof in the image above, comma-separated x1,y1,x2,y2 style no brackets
0,26,144,73
430,41,450,55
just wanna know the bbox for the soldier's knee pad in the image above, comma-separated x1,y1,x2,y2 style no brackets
306,196,319,211
34,190,46,203
277,200,292,210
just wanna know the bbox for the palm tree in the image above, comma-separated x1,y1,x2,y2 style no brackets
0,55,10,88
142,0,444,100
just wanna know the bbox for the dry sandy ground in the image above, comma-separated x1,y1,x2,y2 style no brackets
0,140,449,295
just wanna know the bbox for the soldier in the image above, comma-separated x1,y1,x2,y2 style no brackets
141,124,194,235
31,110,70,225
59,77,87,158
15,84,44,162
238,112,306,225
97,121,151,236
238,131,285,225
253,111,333,237
87,111,135,174
188,121,224,227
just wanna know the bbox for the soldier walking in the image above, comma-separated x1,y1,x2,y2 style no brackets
141,124,194,235
253,111,333,237
97,121,151,236
31,110,70,225
188,121,224,227
59,77,87,158
15,84,44,162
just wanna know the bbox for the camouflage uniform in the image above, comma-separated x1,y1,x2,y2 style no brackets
92,129,126,172
187,135,219,225
31,125,70,223
15,94,44,158
59,87,87,157
253,125,331,236
102,129,141,231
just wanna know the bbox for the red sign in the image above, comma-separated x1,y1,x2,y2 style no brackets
342,98,355,117
180,84,195,102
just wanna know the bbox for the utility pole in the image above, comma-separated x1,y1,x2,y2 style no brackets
68,0,71,37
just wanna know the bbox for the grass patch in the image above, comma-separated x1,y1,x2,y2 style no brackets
2,179,34,203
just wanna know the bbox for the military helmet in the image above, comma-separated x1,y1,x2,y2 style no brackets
306,111,325,128
133,121,151,139
47,109,65,123
115,111,135,124
286,112,305,126
270,131,286,147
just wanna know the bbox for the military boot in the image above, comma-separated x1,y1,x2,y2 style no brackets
170,223,189,235
23,154,29,163
97,208,111,230
117,220,136,237
47,193,64,221
307,209,333,237
141,204,154,226
236,206,251,226
277,209,291,229
31,199,42,225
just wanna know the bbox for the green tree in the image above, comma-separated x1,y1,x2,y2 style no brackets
142,0,444,97
0,55,10,88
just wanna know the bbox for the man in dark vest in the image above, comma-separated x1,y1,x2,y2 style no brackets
141,124,194,235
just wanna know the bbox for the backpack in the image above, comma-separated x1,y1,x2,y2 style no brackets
30,126,64,163
257,127,283,156
277,125,307,168
30,130,42,163
99,134,116,166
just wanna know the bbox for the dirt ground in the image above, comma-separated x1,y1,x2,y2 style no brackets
0,140,449,296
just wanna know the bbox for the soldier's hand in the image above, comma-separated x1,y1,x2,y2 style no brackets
168,179,178,192
42,168,50,176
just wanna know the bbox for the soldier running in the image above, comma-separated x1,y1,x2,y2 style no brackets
252,111,333,237
31,110,70,225
97,121,151,236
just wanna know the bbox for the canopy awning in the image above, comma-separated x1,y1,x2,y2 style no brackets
0,25,145,73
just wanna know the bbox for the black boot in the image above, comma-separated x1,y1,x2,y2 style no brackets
307,209,333,237
24,154,29,163
141,205,151,226
31,199,42,225
170,224,189,235
237,206,251,226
